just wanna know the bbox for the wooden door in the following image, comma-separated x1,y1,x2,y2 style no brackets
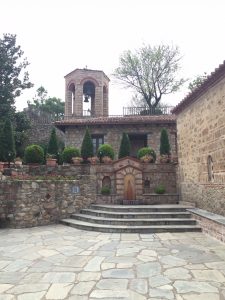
124,174,136,200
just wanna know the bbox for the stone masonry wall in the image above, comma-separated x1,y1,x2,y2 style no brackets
65,123,176,158
0,176,96,228
177,76,225,216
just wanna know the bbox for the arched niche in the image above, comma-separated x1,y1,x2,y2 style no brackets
102,176,111,189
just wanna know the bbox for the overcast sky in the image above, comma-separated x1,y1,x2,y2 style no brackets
1,0,225,115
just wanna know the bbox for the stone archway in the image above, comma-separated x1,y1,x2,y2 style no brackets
114,158,143,202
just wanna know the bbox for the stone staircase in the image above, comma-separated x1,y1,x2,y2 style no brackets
60,204,201,233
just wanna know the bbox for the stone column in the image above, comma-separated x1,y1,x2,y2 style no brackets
74,85,83,116
94,86,103,117
103,88,109,116
65,89,72,117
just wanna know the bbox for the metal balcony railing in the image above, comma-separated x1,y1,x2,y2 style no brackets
61,106,175,121
123,106,174,116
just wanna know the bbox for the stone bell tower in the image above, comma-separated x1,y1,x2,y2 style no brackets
64,68,110,118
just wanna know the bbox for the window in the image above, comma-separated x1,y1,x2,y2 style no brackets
128,134,147,157
92,135,104,154
207,155,214,182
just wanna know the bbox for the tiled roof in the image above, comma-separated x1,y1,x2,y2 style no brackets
55,115,176,130
64,68,110,81
172,60,225,114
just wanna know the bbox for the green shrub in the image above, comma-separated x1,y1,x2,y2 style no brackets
24,144,44,164
62,147,80,163
154,184,166,194
118,133,131,159
97,144,114,160
137,147,156,162
160,128,171,155
101,186,111,195
81,128,93,160
47,128,58,157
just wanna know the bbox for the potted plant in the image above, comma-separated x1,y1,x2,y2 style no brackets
137,147,156,163
140,154,154,163
97,144,114,163
159,128,171,163
87,156,99,164
159,154,171,163
72,156,83,164
14,157,23,166
102,156,113,163
154,184,166,194
46,154,57,167
62,147,80,164
24,144,45,165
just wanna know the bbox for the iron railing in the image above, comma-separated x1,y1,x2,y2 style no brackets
123,106,174,116
61,106,174,120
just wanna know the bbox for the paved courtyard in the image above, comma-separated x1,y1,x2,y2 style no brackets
0,225,225,300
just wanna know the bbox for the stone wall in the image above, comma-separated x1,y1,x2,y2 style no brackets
65,123,177,158
94,159,177,201
176,76,225,216
0,176,96,228
24,109,65,146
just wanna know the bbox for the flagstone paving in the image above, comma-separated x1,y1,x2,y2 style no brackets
0,225,225,299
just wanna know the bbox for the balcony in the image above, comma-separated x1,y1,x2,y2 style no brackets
62,106,174,120
122,106,174,116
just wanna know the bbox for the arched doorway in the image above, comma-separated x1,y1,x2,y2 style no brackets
124,174,136,200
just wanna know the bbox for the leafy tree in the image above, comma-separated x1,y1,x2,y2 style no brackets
188,72,208,92
1,119,16,163
0,127,4,161
13,111,31,157
81,128,93,160
160,128,171,155
114,44,185,109
118,133,131,159
47,128,58,157
0,34,33,121
28,86,64,120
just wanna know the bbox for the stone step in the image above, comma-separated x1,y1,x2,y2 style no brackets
90,204,191,212
81,209,192,219
71,214,196,226
60,218,202,233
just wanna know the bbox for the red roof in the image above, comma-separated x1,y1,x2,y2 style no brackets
172,60,225,114
55,115,176,131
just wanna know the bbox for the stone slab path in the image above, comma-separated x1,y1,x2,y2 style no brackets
0,225,225,299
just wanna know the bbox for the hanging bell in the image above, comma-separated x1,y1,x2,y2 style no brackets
84,94,89,102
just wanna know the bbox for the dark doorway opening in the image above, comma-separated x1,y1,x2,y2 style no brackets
128,134,147,157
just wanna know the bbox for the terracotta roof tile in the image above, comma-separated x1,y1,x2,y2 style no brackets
172,60,225,114
55,115,176,129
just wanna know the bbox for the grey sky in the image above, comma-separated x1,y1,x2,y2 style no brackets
1,0,225,115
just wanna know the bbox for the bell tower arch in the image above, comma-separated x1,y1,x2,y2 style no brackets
64,68,110,118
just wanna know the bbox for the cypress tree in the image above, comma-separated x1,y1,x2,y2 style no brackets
2,119,16,163
118,133,131,159
81,128,93,160
160,128,171,155
0,124,4,161
47,128,58,157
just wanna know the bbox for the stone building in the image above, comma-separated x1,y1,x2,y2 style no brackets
55,68,177,158
173,61,225,216
24,108,65,147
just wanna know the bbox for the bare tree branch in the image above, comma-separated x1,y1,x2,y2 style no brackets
114,44,185,109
